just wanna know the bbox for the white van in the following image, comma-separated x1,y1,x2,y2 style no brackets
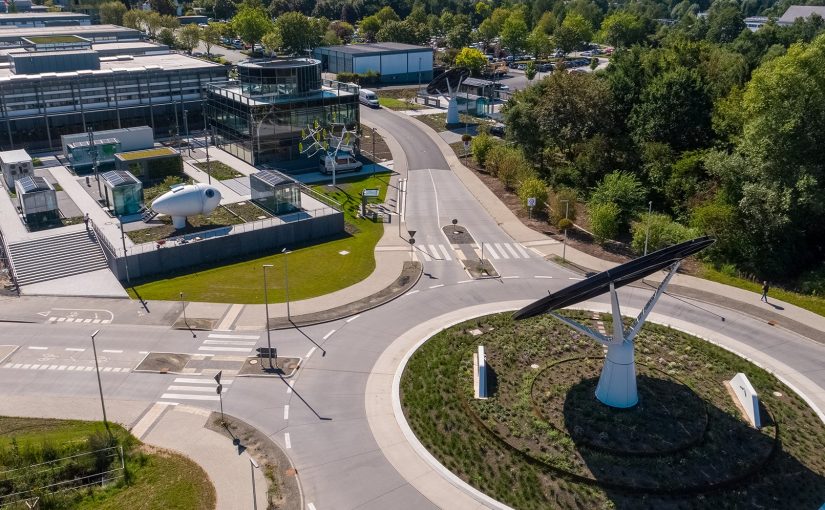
359,89,380,108
320,151,363,174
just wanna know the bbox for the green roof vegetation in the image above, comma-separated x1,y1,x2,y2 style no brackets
25,35,86,44
116,147,178,161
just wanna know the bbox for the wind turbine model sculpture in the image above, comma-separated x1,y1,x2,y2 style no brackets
426,67,470,127
299,121,359,187
513,237,715,408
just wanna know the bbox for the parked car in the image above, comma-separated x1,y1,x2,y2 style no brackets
490,123,506,137
359,89,380,108
517,64,526,70
581,51,593,57
539,63,553,72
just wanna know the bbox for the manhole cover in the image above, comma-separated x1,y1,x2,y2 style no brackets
531,364,539,369
773,391,783,397
250,359,258,365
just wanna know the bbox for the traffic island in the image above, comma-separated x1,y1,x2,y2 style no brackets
172,317,218,330
400,311,825,508
462,259,498,279
134,352,192,373
238,356,301,377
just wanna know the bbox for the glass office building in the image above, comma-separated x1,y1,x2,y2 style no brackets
101,170,143,216
205,58,359,165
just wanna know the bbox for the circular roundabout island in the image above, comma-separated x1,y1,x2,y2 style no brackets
399,311,825,509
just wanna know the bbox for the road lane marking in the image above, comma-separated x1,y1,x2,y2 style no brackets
438,244,453,261
503,243,520,258
48,317,57,322
308,503,317,510
57,365,67,370
429,284,444,289
287,380,294,393
514,244,530,258
322,329,336,340
568,277,584,280
208,333,260,340
174,377,233,385
284,432,291,449
167,385,222,393
202,340,256,346
346,314,360,323
66,348,85,352
535,275,554,279
56,317,66,322
65,318,75,323
160,393,220,401
12,363,21,368
494,243,510,259
132,402,171,440
418,246,432,262
30,364,40,369
283,405,289,420
457,280,472,284
405,289,420,296
28,347,47,350
198,346,251,352
92,319,101,324
501,276,519,279
103,367,112,372
102,349,123,353
484,244,500,259
215,303,244,331
305,347,316,359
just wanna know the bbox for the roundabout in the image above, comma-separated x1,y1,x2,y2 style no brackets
370,301,825,509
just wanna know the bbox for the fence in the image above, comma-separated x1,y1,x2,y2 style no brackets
0,229,18,295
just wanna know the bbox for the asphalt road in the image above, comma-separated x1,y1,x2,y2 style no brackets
1,105,824,509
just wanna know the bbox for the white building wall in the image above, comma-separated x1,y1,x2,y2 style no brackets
407,50,433,73
379,54,407,75
353,55,380,74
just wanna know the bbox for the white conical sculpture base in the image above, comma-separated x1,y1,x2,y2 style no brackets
446,97,460,126
595,340,638,408
172,215,186,229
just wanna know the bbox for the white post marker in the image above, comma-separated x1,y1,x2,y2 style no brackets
527,197,536,220
729,373,761,428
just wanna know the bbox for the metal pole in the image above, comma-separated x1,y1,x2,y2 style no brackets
281,249,290,321
418,57,421,91
372,127,376,161
119,220,130,285
205,126,211,185
180,292,187,324
562,200,569,263
249,458,259,510
183,109,190,156
262,264,274,369
481,241,484,261
90,330,111,438
644,200,652,256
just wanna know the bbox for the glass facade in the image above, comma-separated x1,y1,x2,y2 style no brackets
102,170,143,216
250,170,301,215
206,58,360,166
0,64,227,151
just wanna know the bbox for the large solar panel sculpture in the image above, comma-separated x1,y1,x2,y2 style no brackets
513,237,714,408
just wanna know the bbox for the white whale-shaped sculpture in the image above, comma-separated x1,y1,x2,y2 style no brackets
152,183,222,229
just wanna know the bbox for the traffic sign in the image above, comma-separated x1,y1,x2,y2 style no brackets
216,383,223,395
408,230,416,238
527,197,537,207
214,370,222,384
409,238,416,245
256,347,277,358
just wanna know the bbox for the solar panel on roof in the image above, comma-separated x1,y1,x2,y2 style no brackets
16,175,50,193
253,170,294,187
102,170,139,187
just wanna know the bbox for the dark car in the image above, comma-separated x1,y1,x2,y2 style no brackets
490,123,506,137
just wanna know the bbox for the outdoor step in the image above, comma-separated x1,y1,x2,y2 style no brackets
11,256,107,274
16,265,110,286
7,229,111,287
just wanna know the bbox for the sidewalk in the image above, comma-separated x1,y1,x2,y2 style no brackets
409,109,825,339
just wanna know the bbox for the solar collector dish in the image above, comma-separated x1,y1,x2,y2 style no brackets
512,236,715,320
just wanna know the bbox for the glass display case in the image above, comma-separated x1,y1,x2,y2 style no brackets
101,170,143,216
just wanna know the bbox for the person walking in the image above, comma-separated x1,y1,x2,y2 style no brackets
761,281,769,303
83,212,90,230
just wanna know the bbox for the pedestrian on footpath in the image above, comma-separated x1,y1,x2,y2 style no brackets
761,280,770,303
83,212,90,229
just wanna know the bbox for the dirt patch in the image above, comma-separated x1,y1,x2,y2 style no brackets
462,259,498,279
206,412,301,510
238,356,301,377
134,352,191,373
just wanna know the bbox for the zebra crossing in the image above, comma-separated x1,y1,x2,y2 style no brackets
197,333,259,354
416,242,532,262
159,376,231,403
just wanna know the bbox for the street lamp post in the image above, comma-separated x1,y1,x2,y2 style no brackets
281,249,290,322
90,329,111,437
183,109,190,156
418,57,422,91
204,126,211,184
262,264,274,370
119,220,130,285
644,200,652,256
561,200,569,263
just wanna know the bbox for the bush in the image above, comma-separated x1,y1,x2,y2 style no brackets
472,131,497,167
488,146,532,190
588,201,620,244
630,213,699,254
798,264,825,295
336,71,381,85
589,170,645,227
549,187,578,224
517,176,548,213
31,157,42,167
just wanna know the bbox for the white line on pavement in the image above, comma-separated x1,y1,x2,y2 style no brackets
494,243,510,259
429,284,444,289
174,377,233,385
485,244,500,259
132,402,170,440
346,314,361,323
207,333,260,340
514,244,530,258
284,432,291,449
287,380,294,393
438,244,453,261
160,393,220,401
535,275,554,279
28,346,47,350
322,329,336,340
501,276,519,279
568,277,584,280
102,349,123,353
305,347,316,359
405,289,420,296
308,503,316,510
65,348,85,352
167,385,222,393
457,280,472,284
202,340,256,346
56,317,66,322
503,243,520,258
283,405,289,420
198,346,252,352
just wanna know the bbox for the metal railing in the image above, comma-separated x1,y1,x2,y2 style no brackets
0,228,19,295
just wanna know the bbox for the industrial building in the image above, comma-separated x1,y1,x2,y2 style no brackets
0,25,142,47
0,149,33,188
0,33,226,151
313,42,433,84
206,58,360,165
778,5,825,25
0,12,91,26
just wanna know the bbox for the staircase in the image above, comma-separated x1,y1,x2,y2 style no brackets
7,230,109,287
140,206,158,222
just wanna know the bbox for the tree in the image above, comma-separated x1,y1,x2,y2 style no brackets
261,30,281,54
446,15,472,49
99,1,127,25
598,11,650,48
376,6,400,24
178,23,201,54
517,175,548,213
214,0,236,19
527,26,551,58
589,170,645,227
706,3,745,44
477,19,498,49
122,9,146,30
232,4,273,52
376,19,428,45
360,16,381,42
201,22,224,55
158,27,177,47
525,60,537,80
500,10,528,56
455,47,487,75
631,213,697,253
588,201,621,243
145,12,164,39
628,66,712,151
273,12,321,55
553,13,592,54
151,0,177,16
329,21,354,43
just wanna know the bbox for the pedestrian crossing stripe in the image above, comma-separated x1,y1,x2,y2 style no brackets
416,242,532,262
2,363,129,372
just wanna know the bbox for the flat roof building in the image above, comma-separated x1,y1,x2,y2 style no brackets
206,58,359,165
0,25,142,47
0,12,91,26
0,46,227,151
313,43,433,84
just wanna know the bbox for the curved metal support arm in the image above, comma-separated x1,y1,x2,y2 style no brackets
549,312,611,346
625,261,681,343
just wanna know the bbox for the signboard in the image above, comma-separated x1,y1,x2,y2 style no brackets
527,197,537,208
463,141,470,150
362,188,380,198
730,373,761,428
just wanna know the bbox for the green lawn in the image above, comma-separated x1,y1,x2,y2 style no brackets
699,265,825,317
127,173,391,304
378,97,424,111
194,161,243,181
0,416,215,510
